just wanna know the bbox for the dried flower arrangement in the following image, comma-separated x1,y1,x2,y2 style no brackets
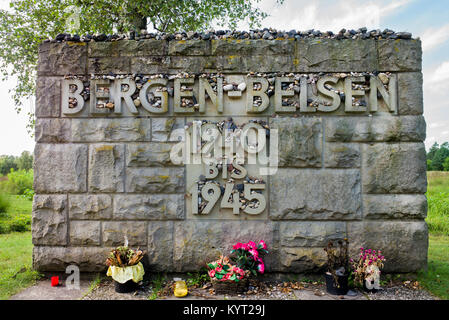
323,239,349,289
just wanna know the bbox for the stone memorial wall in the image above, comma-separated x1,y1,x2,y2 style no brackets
33,35,427,273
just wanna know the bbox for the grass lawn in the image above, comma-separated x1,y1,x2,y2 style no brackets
418,234,449,299
0,232,40,300
417,171,449,299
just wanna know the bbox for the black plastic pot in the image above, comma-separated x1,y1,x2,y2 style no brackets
325,273,349,295
114,280,138,293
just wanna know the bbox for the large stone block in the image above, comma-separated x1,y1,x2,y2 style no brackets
88,56,130,74
296,39,378,72
325,116,426,142
70,221,101,246
126,167,184,193
88,40,168,57
34,144,87,193
378,39,422,71
33,246,110,271
126,143,176,167
363,194,427,219
148,221,174,271
32,195,67,245
270,169,361,220
35,77,61,118
72,118,151,142
88,144,125,192
398,72,423,115
280,222,346,247
113,194,184,220
103,221,147,246
38,42,87,75
130,56,171,73
217,55,295,73
173,220,277,272
362,143,427,194
279,248,327,272
211,39,295,55
35,119,71,143
170,56,217,72
324,143,360,168
169,40,211,55
151,117,185,142
69,194,112,220
347,221,428,272
269,117,322,167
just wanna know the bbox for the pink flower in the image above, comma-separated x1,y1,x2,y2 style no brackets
208,270,215,277
258,263,265,274
258,240,267,249
233,242,243,250
216,266,222,272
249,249,259,259
248,241,257,249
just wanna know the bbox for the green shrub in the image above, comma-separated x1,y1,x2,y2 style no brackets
0,193,10,214
20,188,34,201
4,169,33,195
0,214,31,234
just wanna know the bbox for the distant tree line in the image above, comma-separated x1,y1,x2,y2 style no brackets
427,142,449,171
0,151,33,175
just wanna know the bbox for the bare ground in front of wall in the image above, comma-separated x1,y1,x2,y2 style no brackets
81,278,439,301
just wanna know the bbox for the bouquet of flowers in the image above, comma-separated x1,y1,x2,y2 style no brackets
207,255,248,282
350,248,386,286
230,240,268,276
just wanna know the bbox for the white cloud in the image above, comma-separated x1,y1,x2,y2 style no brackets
420,24,449,52
238,0,411,32
428,60,449,84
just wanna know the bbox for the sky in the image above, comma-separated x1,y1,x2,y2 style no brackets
0,0,448,156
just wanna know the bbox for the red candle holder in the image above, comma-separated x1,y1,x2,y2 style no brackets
51,276,59,287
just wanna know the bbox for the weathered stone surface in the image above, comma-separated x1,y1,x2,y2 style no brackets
38,42,87,75
114,194,184,220
72,118,151,142
212,39,295,55
279,248,327,272
398,72,423,115
35,77,61,117
362,143,427,194
217,55,295,73
324,143,360,168
130,56,171,73
325,116,426,142
280,222,346,247
32,195,67,245
170,56,217,72
270,169,361,220
70,221,101,246
35,119,71,143
363,194,427,219
88,144,125,192
169,40,211,55
270,117,322,167
88,57,130,74
89,40,168,57
69,194,112,220
151,118,185,142
148,221,173,271
296,39,378,72
378,39,422,71
103,221,147,246
347,221,428,272
126,143,176,167
34,144,87,193
33,246,110,271
126,167,184,193
173,221,277,272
